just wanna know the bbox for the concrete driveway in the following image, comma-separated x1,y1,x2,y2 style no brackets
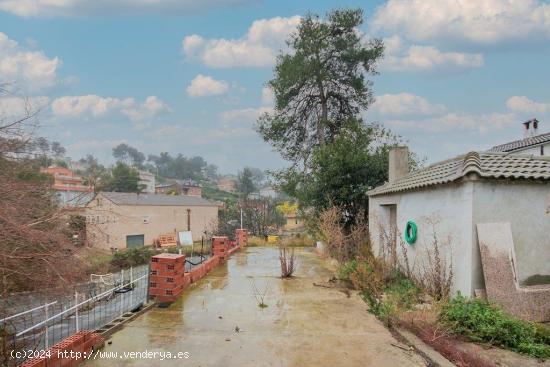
85,247,426,367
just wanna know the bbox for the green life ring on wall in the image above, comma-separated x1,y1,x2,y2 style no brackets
404,220,417,245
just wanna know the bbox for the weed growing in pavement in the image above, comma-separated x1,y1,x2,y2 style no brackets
249,279,269,308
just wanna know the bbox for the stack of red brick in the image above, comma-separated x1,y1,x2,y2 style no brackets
235,229,248,247
149,253,190,303
211,236,229,261
21,330,104,367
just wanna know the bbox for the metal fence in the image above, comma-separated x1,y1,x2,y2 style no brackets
1,266,149,366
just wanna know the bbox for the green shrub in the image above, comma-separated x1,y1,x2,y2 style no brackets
338,260,357,281
357,266,421,326
440,295,550,358
386,276,421,310
110,247,156,269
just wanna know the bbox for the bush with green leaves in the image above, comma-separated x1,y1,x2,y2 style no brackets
440,295,550,358
110,247,156,269
338,260,358,281
349,263,420,326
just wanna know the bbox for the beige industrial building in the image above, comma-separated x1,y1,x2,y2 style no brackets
85,192,218,250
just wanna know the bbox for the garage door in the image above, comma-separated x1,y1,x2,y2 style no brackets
126,234,145,248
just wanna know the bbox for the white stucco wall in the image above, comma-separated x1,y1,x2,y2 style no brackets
511,142,550,156
472,180,550,284
369,182,476,296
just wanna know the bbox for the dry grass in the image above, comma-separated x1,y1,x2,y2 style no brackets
247,236,266,247
318,206,369,262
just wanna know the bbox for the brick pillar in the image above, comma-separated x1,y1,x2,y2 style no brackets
211,236,229,261
235,229,248,247
149,253,186,303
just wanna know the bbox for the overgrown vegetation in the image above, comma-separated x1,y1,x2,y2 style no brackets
110,247,157,269
440,295,550,358
339,257,421,326
0,85,88,295
317,206,369,262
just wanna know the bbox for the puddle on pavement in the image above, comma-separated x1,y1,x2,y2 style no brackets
84,247,425,367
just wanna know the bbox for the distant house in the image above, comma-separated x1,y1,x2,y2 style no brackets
489,118,550,156
368,146,550,298
217,177,237,193
138,170,155,193
276,201,304,232
259,187,278,199
41,166,93,207
155,179,202,197
85,192,218,249
283,212,304,232
176,179,202,196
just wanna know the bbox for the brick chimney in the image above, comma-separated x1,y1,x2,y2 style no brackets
523,118,539,138
389,146,409,183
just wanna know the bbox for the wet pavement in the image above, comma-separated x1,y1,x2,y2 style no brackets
85,247,426,367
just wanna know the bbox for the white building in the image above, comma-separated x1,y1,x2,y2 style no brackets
368,146,550,297
489,118,550,156
138,170,155,193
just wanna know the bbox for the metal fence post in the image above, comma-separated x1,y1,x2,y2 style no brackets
75,291,79,332
146,263,150,303
130,267,133,309
44,302,49,350
120,269,124,317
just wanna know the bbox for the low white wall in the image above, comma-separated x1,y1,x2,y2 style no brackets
472,180,550,284
369,182,476,296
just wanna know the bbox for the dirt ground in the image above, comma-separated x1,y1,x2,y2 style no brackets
84,247,427,367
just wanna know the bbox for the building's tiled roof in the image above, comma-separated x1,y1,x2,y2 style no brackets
368,152,550,196
488,132,550,152
100,192,217,207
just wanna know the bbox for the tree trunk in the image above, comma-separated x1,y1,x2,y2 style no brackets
317,78,327,146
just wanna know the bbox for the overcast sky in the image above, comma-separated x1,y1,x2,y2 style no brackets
1,0,550,173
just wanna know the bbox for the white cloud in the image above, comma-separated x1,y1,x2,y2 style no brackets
0,32,60,90
372,0,550,45
0,0,252,17
506,96,550,114
372,93,446,116
121,96,170,121
382,37,484,71
221,106,272,125
51,95,169,122
385,112,517,133
182,15,301,68
0,95,49,120
51,95,132,117
186,74,229,97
